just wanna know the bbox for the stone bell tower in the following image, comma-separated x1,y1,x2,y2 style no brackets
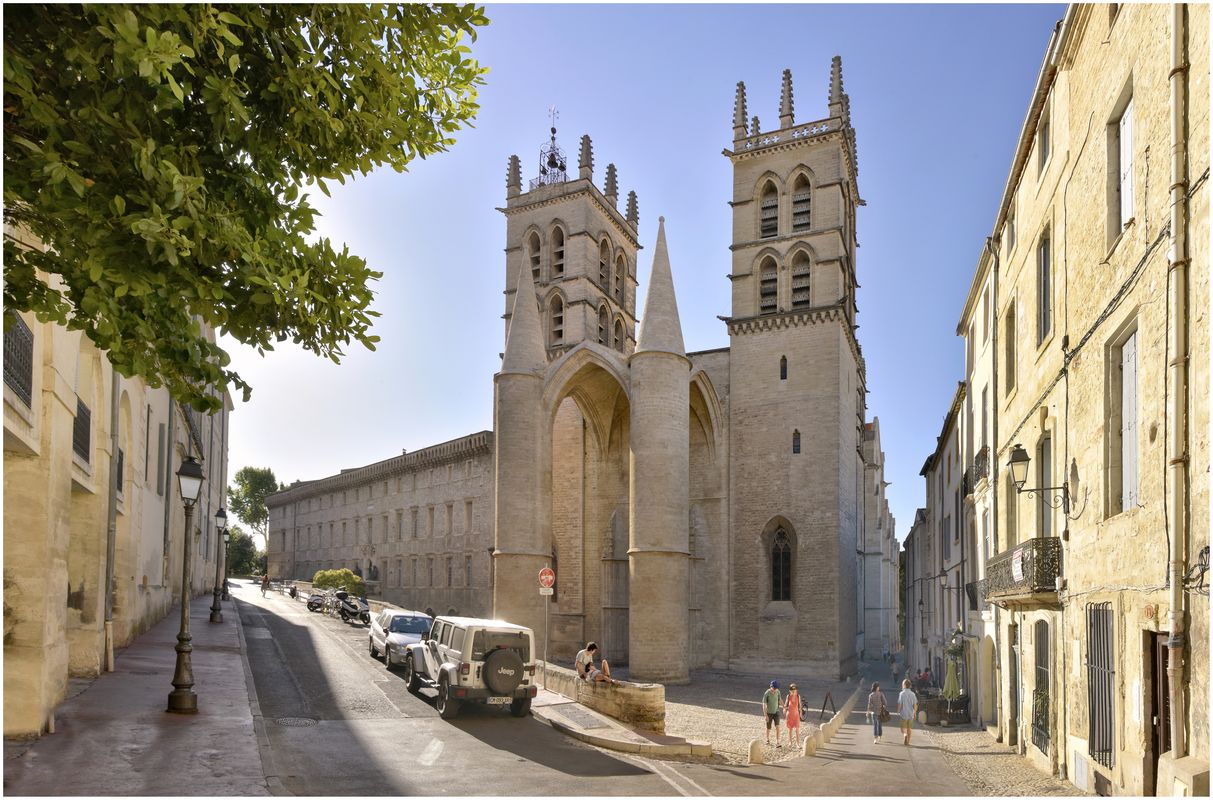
723,61,866,676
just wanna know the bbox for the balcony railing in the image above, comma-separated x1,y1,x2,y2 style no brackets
963,447,991,498
983,537,1062,607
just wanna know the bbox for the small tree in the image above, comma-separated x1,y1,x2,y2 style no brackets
226,525,258,575
228,466,279,549
311,568,365,597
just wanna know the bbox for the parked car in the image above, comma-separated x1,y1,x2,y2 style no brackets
403,616,537,719
369,609,433,670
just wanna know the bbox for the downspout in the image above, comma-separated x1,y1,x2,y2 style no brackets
1166,0,1190,761
986,236,1002,736
103,370,120,672
163,395,176,585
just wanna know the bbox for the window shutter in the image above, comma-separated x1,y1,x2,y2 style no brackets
1122,331,1138,508
1119,99,1134,228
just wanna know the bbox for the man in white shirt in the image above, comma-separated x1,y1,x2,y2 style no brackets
574,642,616,684
898,679,920,746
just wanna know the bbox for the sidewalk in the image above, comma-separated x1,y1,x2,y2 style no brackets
3,593,269,796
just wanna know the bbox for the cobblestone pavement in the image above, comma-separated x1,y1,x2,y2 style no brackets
661,668,859,765
921,725,1087,796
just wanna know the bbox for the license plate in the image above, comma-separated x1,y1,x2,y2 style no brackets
486,696,510,705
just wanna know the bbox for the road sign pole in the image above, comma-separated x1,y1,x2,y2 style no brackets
544,593,549,689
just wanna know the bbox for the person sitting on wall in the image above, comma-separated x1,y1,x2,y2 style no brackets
574,642,617,685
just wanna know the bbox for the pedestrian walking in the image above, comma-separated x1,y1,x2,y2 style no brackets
867,682,889,744
898,678,919,746
762,680,783,747
260,574,270,597
783,683,802,748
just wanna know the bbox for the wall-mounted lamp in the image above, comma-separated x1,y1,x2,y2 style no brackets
1007,443,1071,516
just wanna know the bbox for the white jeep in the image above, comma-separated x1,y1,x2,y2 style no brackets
403,616,538,719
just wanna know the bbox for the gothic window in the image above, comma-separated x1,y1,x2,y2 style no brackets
759,257,778,315
614,254,625,303
792,429,801,454
599,239,610,287
598,305,609,345
791,175,811,232
791,251,811,309
552,226,565,277
549,295,564,347
613,318,625,353
771,528,791,601
760,182,778,238
780,355,787,381
527,231,542,282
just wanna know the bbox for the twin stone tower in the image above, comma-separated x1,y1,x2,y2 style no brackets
493,61,867,683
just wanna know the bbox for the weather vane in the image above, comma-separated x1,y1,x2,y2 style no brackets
548,105,559,130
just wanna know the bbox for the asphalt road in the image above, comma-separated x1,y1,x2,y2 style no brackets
234,582,683,796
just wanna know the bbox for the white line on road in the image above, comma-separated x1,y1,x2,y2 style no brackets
418,738,444,766
621,754,711,797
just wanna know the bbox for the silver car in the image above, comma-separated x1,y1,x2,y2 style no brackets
369,609,433,670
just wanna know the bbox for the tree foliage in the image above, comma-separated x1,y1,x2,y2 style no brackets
228,465,280,546
311,567,366,597
4,4,488,411
226,525,258,575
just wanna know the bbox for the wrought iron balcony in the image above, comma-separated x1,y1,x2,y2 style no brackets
983,536,1062,608
973,446,990,483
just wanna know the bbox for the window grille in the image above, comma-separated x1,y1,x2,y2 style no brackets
771,528,791,601
791,254,811,309
550,297,564,346
73,396,91,461
1037,236,1051,342
4,314,34,407
599,240,610,287
465,556,473,587
1086,602,1115,768
598,306,609,345
116,448,125,495
760,189,778,238
1033,619,1051,754
528,233,541,282
614,256,625,303
759,260,777,315
552,228,565,277
791,189,811,232
779,356,787,381
792,430,801,454
613,320,625,353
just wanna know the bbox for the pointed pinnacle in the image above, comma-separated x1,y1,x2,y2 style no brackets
578,134,593,180
733,81,749,139
604,163,618,205
506,154,521,198
502,252,547,373
636,216,685,356
625,190,639,231
779,69,794,129
751,116,760,137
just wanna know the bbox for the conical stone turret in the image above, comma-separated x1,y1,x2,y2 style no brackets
636,217,686,356
501,256,547,374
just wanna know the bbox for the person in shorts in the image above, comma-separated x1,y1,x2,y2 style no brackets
898,678,919,746
762,680,783,747
574,642,616,684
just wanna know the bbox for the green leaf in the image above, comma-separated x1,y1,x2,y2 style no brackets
166,72,184,102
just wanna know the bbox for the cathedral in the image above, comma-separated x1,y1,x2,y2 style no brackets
267,60,899,683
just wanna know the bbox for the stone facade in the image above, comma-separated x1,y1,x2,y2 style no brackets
860,419,899,660
905,5,1209,795
269,61,893,684
4,228,231,737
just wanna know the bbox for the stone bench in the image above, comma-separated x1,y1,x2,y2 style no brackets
538,660,665,734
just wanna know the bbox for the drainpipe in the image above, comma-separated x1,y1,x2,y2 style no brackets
163,396,176,586
1166,0,1190,762
103,369,120,672
986,236,1002,736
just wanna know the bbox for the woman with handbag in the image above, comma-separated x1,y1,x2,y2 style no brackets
867,682,889,744
782,683,803,749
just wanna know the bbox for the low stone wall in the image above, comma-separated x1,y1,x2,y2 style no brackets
539,661,665,734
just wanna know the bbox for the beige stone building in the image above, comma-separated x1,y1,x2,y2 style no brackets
907,4,1208,795
271,61,899,684
4,227,231,737
860,418,899,660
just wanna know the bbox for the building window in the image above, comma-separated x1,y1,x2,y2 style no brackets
943,515,951,560
549,295,564,347
1108,326,1138,515
427,558,434,586
981,288,989,343
1110,94,1134,238
599,239,610,287
982,510,991,562
3,313,34,407
446,557,453,587
445,502,453,535
1086,602,1115,768
527,231,542,282
73,396,91,461
759,182,778,239
792,429,801,454
1005,301,1017,395
1037,433,1053,537
427,506,435,537
552,226,565,277
156,423,165,495
779,355,787,381
115,448,125,496
1038,105,1051,175
465,555,473,587
464,500,473,532
1033,619,1051,754
770,528,791,601
758,257,777,315
367,517,374,543
791,175,811,232
1037,234,1051,344
1006,207,1017,255
411,507,419,538
614,255,625,303
598,305,609,345
396,510,404,540
397,559,403,587
790,251,810,309
613,319,625,353
411,558,417,587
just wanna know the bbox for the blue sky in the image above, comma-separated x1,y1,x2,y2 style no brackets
221,3,1066,545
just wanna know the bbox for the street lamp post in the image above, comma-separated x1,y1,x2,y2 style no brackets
221,528,231,601
210,508,227,623
168,456,204,714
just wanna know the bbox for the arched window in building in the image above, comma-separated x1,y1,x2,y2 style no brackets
600,239,611,287
760,182,779,238
792,429,801,454
614,254,625,303
598,305,609,345
771,528,791,601
613,318,625,353
759,257,778,315
552,226,565,277
791,174,811,232
791,251,811,309
780,355,788,381
549,295,564,347
527,231,542,282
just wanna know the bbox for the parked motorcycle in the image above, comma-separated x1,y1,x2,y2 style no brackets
334,589,371,625
306,592,326,613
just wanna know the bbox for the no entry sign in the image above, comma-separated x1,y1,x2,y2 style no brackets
538,567,556,588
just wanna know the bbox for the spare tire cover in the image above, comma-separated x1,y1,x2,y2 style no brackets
483,648,524,694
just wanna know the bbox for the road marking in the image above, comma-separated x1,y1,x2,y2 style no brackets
418,738,444,766
622,754,710,797
664,763,711,797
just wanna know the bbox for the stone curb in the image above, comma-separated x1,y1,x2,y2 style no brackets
814,681,863,751
536,706,711,758
232,593,294,796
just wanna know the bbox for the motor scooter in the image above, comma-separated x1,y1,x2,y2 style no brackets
335,589,371,625
306,592,326,612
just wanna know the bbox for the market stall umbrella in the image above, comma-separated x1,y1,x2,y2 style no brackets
942,655,961,701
